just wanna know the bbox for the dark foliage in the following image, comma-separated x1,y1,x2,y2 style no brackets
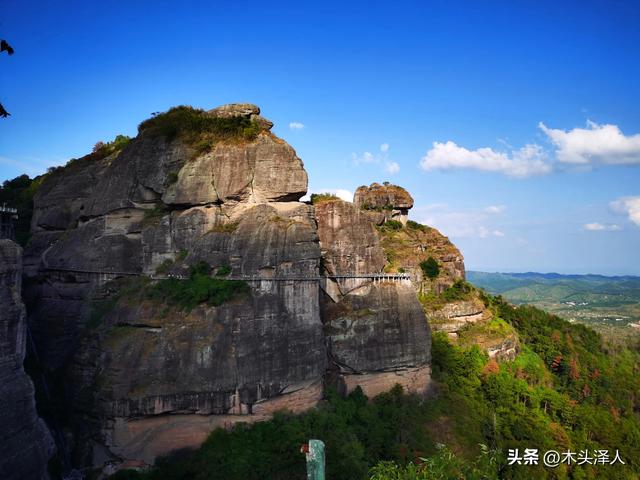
406,220,427,232
0,174,43,245
419,256,440,279
381,220,403,231
441,280,474,302
146,262,248,310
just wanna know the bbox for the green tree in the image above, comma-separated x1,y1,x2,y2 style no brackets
420,257,440,279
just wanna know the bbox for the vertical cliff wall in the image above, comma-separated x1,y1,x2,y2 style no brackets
22,104,437,472
0,239,55,479
315,199,432,398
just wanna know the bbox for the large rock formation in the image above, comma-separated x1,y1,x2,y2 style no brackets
315,200,431,398
23,104,433,472
354,182,414,225
364,191,518,360
0,239,55,479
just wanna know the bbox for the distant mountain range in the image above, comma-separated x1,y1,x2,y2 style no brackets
467,271,640,330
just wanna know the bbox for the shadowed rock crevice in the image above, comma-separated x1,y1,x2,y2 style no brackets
0,239,55,479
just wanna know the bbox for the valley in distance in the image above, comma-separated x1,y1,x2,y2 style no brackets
468,270,640,344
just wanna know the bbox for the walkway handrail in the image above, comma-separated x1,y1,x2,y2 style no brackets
42,266,411,281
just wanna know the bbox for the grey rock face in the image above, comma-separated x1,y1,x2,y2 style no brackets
428,299,487,333
315,200,431,397
23,106,323,469
322,282,430,373
163,133,307,205
0,240,55,479
314,200,386,277
91,280,325,419
207,103,261,118
353,182,414,210
207,103,274,130
23,104,435,470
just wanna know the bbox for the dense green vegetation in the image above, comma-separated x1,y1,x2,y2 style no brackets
441,280,474,302
215,265,231,277
138,106,263,149
406,220,428,232
420,256,440,279
378,220,404,232
0,174,43,245
110,295,640,479
360,203,394,212
145,261,248,310
369,446,501,480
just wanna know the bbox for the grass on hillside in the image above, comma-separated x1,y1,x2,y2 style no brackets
310,192,340,204
145,263,249,310
419,281,476,310
138,106,264,153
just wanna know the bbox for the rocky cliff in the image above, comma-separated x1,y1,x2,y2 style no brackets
0,239,55,479
22,104,434,473
362,183,519,361
315,199,431,398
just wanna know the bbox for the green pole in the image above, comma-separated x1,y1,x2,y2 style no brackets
303,439,325,480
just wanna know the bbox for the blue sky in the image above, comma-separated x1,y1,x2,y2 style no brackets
1,0,639,274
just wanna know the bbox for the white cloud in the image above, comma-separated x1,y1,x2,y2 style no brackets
352,151,376,164
353,143,400,176
289,122,305,130
540,121,640,165
420,141,552,178
610,196,640,227
583,223,621,231
385,161,400,174
301,188,353,203
484,205,506,214
413,204,506,239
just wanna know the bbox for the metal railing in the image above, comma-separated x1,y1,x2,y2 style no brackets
41,266,411,282
0,205,18,214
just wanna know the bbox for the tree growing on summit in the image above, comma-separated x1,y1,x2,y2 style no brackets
420,256,440,279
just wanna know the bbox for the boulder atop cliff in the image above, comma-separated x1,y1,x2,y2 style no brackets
354,182,414,225
207,103,274,130
354,182,414,210
31,104,306,236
